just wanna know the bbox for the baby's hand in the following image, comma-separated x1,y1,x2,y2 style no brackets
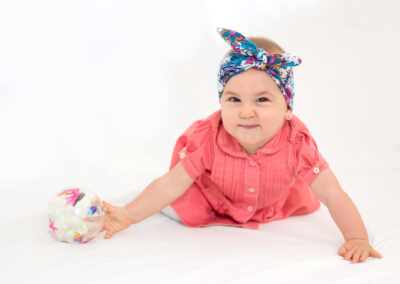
338,238,383,264
100,201,132,239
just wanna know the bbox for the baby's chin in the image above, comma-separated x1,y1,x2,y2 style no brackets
236,126,262,136
237,130,274,144
236,133,265,145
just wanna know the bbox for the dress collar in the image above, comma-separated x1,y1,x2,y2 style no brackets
213,109,291,159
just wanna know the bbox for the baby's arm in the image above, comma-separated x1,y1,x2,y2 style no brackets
101,161,194,239
124,160,195,224
310,168,383,263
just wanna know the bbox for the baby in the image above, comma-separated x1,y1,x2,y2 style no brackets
101,28,382,264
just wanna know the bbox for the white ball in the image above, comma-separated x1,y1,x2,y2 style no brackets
48,188,105,244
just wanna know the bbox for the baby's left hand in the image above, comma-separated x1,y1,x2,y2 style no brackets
338,238,383,264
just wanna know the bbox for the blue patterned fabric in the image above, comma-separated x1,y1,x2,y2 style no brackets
217,27,302,109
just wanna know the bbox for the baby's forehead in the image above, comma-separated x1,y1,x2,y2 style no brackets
222,77,280,97
222,89,276,97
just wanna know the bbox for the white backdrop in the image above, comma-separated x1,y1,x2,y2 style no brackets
1,1,400,283
1,0,399,214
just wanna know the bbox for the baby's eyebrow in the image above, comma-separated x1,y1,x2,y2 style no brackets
224,91,274,96
255,91,274,96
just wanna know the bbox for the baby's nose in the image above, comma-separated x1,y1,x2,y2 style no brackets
240,107,255,118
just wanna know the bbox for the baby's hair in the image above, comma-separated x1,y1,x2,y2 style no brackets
223,36,285,58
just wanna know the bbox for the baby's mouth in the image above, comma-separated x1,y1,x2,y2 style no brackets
239,124,259,129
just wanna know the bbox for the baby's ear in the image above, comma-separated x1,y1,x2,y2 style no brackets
285,108,293,120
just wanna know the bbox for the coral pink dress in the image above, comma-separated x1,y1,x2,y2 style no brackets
169,109,329,229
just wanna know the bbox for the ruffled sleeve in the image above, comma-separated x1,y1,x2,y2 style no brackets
293,127,329,185
170,119,214,180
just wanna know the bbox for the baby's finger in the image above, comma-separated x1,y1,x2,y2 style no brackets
351,249,362,264
338,246,346,256
371,249,383,258
344,248,356,261
102,201,111,209
105,229,115,239
103,201,113,208
103,202,117,215
359,250,369,262
83,216,102,222
108,222,120,234
102,216,112,231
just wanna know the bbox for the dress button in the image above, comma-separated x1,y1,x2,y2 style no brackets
248,187,255,193
179,152,185,159
248,206,253,212
313,167,320,173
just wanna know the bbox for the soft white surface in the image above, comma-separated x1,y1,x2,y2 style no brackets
1,165,400,283
1,0,400,283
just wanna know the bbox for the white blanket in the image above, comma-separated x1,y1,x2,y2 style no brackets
1,165,399,283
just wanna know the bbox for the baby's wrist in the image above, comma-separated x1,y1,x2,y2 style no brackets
346,237,369,242
123,205,139,225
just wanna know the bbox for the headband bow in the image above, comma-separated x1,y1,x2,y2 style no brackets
217,27,302,109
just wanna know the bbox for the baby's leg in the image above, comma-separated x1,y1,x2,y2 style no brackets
160,181,216,226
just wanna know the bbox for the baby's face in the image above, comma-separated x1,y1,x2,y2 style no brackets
219,68,292,156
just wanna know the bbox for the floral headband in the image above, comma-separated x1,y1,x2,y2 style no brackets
217,27,302,109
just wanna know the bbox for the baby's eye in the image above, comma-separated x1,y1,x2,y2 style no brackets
228,97,240,102
258,97,269,102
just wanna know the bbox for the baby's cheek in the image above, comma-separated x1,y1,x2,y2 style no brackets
221,120,236,134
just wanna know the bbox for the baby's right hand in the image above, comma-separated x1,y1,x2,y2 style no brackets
101,201,132,239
